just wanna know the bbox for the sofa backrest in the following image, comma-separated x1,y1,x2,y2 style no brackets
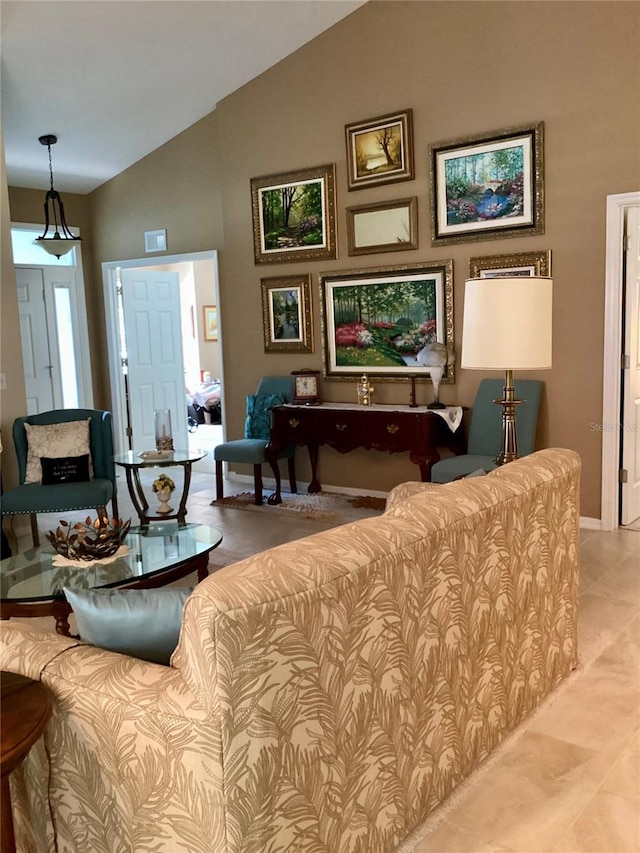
172,448,580,851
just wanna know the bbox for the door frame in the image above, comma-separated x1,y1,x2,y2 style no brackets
601,191,640,531
102,250,222,455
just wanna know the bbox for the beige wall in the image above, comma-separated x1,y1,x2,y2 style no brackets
1,137,27,488
6,1,640,517
194,260,220,379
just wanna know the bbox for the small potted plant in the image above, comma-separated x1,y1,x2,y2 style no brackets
152,473,176,515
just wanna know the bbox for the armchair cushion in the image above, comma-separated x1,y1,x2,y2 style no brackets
24,419,92,484
244,392,287,440
1,480,114,515
63,586,193,665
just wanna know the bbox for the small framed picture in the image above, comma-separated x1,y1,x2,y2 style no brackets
346,197,418,256
345,109,414,191
429,122,544,245
203,305,218,341
469,250,552,279
261,274,314,353
251,164,337,264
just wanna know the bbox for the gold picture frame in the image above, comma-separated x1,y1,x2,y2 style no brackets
251,164,337,265
345,109,414,191
203,305,218,341
261,274,314,353
320,260,454,381
469,249,551,278
429,122,544,246
346,197,418,256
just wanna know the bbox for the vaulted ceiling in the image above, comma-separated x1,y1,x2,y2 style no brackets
1,0,365,193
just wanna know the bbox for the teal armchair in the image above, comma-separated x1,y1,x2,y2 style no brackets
430,379,543,483
214,377,296,506
2,409,118,548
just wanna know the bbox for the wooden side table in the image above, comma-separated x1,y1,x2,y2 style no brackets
1,672,52,853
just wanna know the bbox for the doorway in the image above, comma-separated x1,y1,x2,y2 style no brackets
601,192,640,530
103,251,223,473
12,224,93,413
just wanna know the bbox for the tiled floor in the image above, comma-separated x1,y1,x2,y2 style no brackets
10,472,640,853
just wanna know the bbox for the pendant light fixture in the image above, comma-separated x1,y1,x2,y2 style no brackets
34,134,82,259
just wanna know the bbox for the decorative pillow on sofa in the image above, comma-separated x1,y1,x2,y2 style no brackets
24,419,92,484
63,586,192,665
244,393,286,441
41,454,91,485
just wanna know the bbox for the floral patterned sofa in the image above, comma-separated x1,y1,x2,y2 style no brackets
1,448,580,853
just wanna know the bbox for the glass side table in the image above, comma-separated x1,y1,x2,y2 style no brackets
114,449,207,525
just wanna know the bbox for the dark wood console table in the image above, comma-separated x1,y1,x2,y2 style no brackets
267,403,464,505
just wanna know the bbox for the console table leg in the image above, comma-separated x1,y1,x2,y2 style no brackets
307,445,321,493
266,448,283,505
411,451,439,483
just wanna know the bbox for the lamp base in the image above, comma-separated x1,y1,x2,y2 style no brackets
493,369,523,466
427,401,447,410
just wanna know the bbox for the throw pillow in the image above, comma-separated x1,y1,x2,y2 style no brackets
41,454,91,485
63,586,192,666
244,393,286,440
24,419,92,485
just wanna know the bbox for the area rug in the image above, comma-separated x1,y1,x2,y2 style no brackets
211,490,386,522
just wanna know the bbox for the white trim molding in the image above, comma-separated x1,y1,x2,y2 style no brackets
601,192,640,531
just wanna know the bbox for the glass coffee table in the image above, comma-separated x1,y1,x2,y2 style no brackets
114,449,207,525
0,522,222,637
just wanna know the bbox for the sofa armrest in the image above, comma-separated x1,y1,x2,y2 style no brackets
1,621,207,720
0,621,83,680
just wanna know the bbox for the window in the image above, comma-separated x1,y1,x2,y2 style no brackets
11,226,77,266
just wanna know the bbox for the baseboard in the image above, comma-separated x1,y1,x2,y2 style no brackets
226,473,389,500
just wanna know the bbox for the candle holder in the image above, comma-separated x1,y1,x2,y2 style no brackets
154,409,174,451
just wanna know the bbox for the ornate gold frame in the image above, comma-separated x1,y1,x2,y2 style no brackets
469,249,552,279
345,108,414,191
319,260,454,382
429,122,545,246
261,274,314,353
251,164,337,265
346,197,418,256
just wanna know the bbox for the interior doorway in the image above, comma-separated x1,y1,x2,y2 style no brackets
601,192,640,530
103,251,223,473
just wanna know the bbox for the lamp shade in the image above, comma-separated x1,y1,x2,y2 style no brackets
461,277,553,370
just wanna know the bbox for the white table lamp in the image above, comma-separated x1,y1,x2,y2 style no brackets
461,276,553,465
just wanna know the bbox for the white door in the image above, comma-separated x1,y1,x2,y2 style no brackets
621,206,640,525
121,269,188,452
16,267,56,414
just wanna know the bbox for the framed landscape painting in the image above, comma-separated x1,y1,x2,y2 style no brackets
345,109,414,191
469,249,551,279
261,274,313,353
320,261,454,380
251,164,337,264
429,122,544,246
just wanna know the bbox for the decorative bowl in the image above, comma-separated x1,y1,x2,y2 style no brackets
45,516,131,562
